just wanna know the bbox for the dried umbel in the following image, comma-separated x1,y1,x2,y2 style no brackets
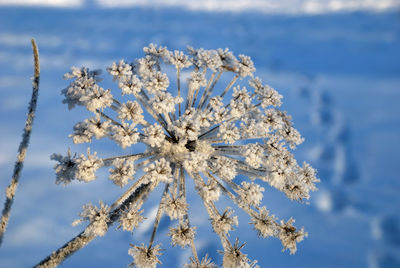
52,44,319,267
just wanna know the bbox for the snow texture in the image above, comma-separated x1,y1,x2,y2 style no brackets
0,2,399,268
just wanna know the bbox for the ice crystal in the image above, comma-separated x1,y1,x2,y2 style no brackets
53,43,319,267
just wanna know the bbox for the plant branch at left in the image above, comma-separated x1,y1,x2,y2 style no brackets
0,39,40,246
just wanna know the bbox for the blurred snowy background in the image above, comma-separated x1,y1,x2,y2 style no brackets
0,0,399,267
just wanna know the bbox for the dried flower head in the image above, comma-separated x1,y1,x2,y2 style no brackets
118,203,145,232
185,254,217,268
128,243,163,268
53,43,319,266
169,221,196,248
72,201,110,237
278,218,308,255
221,238,259,268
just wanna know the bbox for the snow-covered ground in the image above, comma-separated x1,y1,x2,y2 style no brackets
0,3,399,268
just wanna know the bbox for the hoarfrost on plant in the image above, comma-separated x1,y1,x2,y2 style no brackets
53,43,319,267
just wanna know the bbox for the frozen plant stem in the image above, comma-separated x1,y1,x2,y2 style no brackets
177,68,181,116
148,184,169,249
0,39,40,246
34,183,152,268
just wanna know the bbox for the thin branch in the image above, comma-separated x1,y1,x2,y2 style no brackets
110,174,148,211
0,39,40,246
148,184,169,248
192,69,211,108
179,167,199,264
220,74,238,98
190,240,200,265
172,164,179,199
198,125,220,140
102,151,154,166
179,166,186,200
212,145,244,156
177,68,181,116
197,72,216,109
96,110,123,128
34,183,154,268
200,70,223,109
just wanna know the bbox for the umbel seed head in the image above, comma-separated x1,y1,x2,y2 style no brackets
53,44,319,267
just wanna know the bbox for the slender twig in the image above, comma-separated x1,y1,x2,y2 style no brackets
177,68,181,116
198,124,220,140
172,164,179,199
179,167,199,264
97,110,123,128
220,74,238,98
190,240,200,265
34,183,153,268
148,184,169,249
179,166,186,200
185,81,195,113
192,69,212,108
212,148,243,156
200,70,223,109
102,151,154,166
0,39,40,246
197,72,216,109
110,174,148,210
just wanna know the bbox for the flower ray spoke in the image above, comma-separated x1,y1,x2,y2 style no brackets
197,71,216,109
102,151,154,166
149,184,169,248
200,70,223,110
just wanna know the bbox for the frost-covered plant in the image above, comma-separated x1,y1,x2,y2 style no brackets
42,44,319,267
0,39,40,246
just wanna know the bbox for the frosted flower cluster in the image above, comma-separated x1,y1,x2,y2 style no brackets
53,44,319,267
71,201,110,237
